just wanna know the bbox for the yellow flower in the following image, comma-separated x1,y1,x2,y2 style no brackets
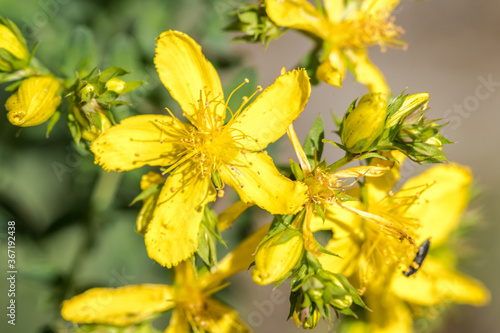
91,30,310,268
286,124,390,258
265,0,405,94
61,225,269,332
0,18,29,72
311,153,490,332
6,75,61,127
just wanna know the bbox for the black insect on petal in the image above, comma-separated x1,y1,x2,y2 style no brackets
403,238,431,277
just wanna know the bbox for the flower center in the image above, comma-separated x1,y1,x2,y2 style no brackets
329,11,405,51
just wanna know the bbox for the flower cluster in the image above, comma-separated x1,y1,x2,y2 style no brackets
1,2,490,333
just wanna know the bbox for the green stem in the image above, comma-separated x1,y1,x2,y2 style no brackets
326,153,355,172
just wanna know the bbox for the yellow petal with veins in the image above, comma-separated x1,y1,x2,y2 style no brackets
91,115,192,172
228,69,310,151
61,284,174,326
399,164,471,246
265,0,330,39
220,152,308,215
155,30,225,124
145,161,216,267
391,257,490,306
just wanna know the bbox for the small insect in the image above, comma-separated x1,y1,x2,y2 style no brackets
403,238,431,277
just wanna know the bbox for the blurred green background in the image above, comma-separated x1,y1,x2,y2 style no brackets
1,0,499,332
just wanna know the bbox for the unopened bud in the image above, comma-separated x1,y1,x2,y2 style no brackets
341,93,387,154
386,93,429,128
106,77,126,94
6,75,61,127
0,19,29,72
252,230,303,285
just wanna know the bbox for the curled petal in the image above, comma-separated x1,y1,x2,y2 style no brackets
145,162,216,267
316,48,345,87
345,48,388,95
6,75,61,127
61,284,174,326
220,152,308,215
265,0,330,39
91,115,191,172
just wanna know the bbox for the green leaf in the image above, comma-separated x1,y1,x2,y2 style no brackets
303,114,324,168
290,158,304,181
100,66,130,82
46,110,61,138
129,184,161,206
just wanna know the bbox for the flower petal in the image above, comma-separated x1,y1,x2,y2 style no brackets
344,48,388,94
203,299,251,333
91,115,191,172
365,151,406,206
398,164,472,245
145,162,216,267
220,152,308,214
316,48,346,87
61,284,174,326
165,309,190,333
314,204,364,277
265,0,330,39
155,30,225,124
200,224,270,290
361,0,401,15
391,257,490,306
366,291,412,333
323,0,344,23
228,69,310,151
218,200,252,231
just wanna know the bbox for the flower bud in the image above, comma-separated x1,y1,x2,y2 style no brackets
106,77,126,94
6,75,61,127
0,19,29,72
340,93,387,154
386,92,429,128
252,230,303,285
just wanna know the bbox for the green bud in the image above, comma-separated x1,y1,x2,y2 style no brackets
252,229,303,285
340,93,387,154
386,92,429,128
80,83,95,101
